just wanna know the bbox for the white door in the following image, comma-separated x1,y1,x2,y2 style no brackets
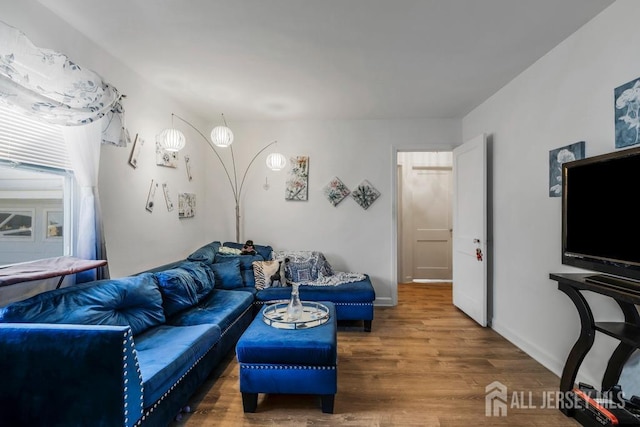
411,166,452,280
452,134,488,326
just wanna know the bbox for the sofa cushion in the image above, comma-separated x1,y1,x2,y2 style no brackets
223,241,273,261
186,241,221,264
241,269,255,288
0,273,165,336
135,323,221,407
154,262,215,317
255,275,376,303
214,253,263,270
167,289,254,333
210,258,243,289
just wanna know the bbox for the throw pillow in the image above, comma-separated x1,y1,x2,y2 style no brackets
287,259,314,282
187,241,221,264
210,258,243,289
218,245,242,255
154,262,215,316
252,260,281,290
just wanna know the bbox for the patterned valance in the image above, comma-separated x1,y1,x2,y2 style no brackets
0,20,127,146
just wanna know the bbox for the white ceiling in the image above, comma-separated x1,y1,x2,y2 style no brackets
37,0,614,122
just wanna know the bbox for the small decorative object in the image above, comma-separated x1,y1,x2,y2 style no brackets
178,193,196,218
162,183,174,211
184,155,193,181
155,139,178,168
286,283,303,321
146,180,158,212
128,134,144,168
351,179,380,210
549,141,585,197
323,176,350,207
285,156,309,201
615,77,640,148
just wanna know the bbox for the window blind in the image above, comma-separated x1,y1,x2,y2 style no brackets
0,104,71,170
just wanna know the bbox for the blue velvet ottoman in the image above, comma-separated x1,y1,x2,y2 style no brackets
235,302,337,413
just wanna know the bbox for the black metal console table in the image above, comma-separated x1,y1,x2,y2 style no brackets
550,273,640,411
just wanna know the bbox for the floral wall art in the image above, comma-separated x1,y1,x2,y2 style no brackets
285,156,309,201
351,180,380,210
615,77,640,148
548,141,585,197
323,176,350,206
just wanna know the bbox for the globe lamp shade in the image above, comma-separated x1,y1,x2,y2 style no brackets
266,152,287,171
160,128,186,152
211,125,234,147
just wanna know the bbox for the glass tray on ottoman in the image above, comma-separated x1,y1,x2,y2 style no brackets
262,301,330,330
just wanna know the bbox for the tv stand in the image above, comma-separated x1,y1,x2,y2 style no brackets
585,274,640,293
549,273,640,420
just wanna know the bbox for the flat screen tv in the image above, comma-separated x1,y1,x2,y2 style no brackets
562,146,640,288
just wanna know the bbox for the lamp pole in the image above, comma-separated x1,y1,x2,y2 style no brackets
172,114,276,243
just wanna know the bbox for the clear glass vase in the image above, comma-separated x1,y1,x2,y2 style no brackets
286,283,303,321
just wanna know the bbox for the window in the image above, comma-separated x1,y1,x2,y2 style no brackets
0,104,75,266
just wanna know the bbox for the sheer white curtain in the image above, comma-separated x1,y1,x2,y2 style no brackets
0,20,125,282
63,119,110,282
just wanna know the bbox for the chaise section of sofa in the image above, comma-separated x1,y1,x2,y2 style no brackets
187,242,377,331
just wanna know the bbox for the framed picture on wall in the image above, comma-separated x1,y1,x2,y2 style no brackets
615,77,640,149
549,141,585,197
285,156,309,201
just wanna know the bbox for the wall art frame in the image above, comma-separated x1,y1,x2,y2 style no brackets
285,156,309,201
548,141,585,197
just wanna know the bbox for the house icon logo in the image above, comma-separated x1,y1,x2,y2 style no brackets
485,381,508,416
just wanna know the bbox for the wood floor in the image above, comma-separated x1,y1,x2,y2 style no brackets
171,283,578,426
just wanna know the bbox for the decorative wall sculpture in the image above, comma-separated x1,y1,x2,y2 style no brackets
128,134,144,168
162,183,174,211
145,180,157,212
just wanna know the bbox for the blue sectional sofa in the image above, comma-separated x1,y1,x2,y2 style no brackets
0,240,375,426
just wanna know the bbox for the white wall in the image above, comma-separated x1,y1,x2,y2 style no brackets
463,0,638,389
0,1,218,278
207,119,460,305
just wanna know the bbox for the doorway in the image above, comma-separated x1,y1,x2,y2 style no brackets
397,151,453,283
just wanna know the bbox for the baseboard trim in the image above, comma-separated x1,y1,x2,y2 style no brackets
373,296,394,307
491,319,599,388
